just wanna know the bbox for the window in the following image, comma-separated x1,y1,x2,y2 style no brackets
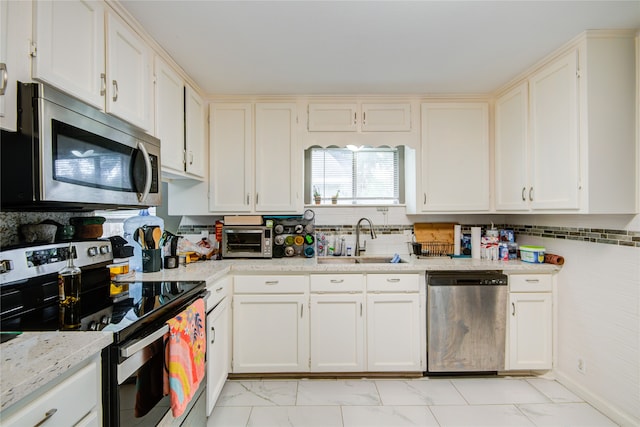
306,146,403,205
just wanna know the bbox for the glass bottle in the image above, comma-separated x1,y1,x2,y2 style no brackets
58,244,81,330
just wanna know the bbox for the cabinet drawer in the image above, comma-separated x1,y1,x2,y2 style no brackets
234,275,308,294
207,276,231,309
509,274,552,292
310,274,364,293
367,274,419,292
1,359,99,427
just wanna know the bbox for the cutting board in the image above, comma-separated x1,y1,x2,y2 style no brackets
413,223,456,243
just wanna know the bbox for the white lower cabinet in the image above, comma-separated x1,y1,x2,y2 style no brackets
206,294,229,416
232,275,309,373
507,274,553,370
309,274,365,372
366,274,422,372
0,355,101,427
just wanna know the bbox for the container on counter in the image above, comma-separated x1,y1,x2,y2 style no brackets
519,245,545,263
123,209,164,272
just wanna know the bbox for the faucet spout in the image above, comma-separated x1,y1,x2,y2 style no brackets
355,217,377,256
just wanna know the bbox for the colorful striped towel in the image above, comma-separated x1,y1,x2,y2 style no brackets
163,298,206,417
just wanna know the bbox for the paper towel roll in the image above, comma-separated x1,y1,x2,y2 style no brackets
471,227,481,259
454,225,461,256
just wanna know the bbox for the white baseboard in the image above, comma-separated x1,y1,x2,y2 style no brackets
554,370,639,427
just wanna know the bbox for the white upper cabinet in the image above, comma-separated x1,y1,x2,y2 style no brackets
184,84,207,178
32,2,153,132
308,102,411,132
495,83,529,211
0,0,31,131
495,31,637,213
529,49,579,210
155,56,185,173
105,10,153,131
209,103,253,213
417,102,490,212
210,102,301,214
254,103,300,212
32,0,105,110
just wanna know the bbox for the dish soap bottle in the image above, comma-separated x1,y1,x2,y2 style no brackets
58,244,81,330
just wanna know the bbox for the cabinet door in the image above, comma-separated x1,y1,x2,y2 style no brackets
310,294,365,372
255,103,300,212
105,11,152,131
155,56,185,173
420,103,489,211
508,292,552,370
209,103,253,213
367,293,422,372
232,294,309,373
185,84,207,179
361,103,411,131
308,103,358,131
495,83,530,211
529,50,579,210
32,0,105,110
206,298,229,416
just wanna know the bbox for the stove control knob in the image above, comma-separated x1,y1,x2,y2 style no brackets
0,260,14,274
88,321,98,331
100,315,110,325
99,245,110,255
87,247,98,257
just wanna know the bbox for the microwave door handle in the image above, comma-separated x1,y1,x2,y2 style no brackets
137,141,152,203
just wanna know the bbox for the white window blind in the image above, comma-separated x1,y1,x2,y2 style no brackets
310,147,399,204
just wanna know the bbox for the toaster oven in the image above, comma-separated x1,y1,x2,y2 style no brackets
221,226,272,258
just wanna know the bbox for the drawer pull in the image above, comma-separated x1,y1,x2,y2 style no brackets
215,286,224,292
386,278,401,283
265,280,279,285
525,279,540,283
330,279,344,284
210,325,216,344
512,302,516,316
34,409,57,427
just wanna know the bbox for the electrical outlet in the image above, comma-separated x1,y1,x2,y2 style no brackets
577,358,587,374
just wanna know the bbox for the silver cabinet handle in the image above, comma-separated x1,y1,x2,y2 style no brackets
0,63,7,96
512,302,516,316
100,73,106,96
521,187,526,201
215,286,224,292
136,141,152,203
387,278,400,283
423,193,427,204
112,80,118,102
301,303,304,318
189,151,194,165
529,187,534,201
353,112,357,125
210,325,216,344
33,409,57,427
330,279,344,284
360,302,363,317
265,280,279,285
256,193,259,205
525,279,540,283
246,193,250,205
362,111,366,125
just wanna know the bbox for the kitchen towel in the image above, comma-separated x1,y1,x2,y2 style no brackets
163,298,206,418
471,227,481,259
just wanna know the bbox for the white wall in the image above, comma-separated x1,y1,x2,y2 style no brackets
512,214,640,426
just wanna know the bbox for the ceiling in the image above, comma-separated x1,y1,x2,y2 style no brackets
119,1,640,96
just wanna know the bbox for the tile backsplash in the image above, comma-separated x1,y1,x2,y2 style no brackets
0,211,92,247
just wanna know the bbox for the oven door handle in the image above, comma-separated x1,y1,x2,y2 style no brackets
120,324,168,358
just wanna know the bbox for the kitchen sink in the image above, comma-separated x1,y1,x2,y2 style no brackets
317,256,407,264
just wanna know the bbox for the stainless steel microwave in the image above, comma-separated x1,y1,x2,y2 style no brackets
0,82,160,210
222,226,272,258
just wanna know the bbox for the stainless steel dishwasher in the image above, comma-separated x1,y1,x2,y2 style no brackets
427,271,508,373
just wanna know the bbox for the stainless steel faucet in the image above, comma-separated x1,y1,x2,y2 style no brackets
355,218,377,256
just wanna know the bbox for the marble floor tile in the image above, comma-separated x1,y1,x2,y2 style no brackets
430,404,536,427
451,378,550,405
342,405,439,427
375,379,467,406
247,406,343,427
296,379,381,406
207,406,252,427
525,378,583,403
518,402,619,426
216,380,298,407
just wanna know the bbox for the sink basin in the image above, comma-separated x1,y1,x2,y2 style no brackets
317,256,407,264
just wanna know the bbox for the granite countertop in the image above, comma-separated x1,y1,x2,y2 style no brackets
0,331,113,411
131,255,560,283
